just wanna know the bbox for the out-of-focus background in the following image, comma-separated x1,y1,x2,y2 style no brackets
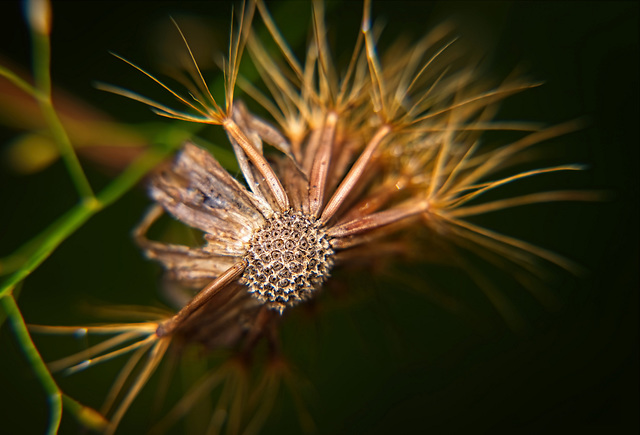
0,1,637,434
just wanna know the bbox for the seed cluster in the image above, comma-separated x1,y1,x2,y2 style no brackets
242,211,334,313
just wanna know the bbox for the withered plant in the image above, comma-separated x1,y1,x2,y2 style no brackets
3,0,611,434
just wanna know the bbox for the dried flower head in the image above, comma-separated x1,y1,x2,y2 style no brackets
29,1,601,433
117,0,597,340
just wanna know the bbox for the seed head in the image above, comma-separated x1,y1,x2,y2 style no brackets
241,211,334,313
55,1,599,433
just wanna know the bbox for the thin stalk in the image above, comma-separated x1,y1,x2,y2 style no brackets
62,394,108,432
0,64,39,97
31,25,94,200
0,146,171,299
0,294,62,435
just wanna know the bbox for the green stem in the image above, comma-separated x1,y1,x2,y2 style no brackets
96,146,167,207
40,98,96,199
32,25,95,201
0,64,39,97
0,294,62,435
0,146,171,299
62,393,108,431
0,200,96,299
32,32,51,97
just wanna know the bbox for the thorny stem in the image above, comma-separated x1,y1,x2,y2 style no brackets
0,294,62,435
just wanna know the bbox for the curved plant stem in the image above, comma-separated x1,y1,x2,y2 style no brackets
0,294,62,435
0,145,171,299
0,64,38,96
31,20,95,201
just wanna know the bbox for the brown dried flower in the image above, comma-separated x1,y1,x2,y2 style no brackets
33,1,599,433
123,0,595,347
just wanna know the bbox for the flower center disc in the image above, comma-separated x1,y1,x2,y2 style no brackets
242,211,334,313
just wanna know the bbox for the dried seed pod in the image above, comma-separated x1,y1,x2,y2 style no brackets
241,210,334,312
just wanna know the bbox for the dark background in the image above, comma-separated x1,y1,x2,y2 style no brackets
0,1,638,434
